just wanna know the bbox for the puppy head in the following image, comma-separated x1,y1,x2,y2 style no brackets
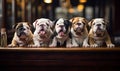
33,18,53,36
88,18,108,36
70,17,88,35
15,22,32,39
54,18,71,38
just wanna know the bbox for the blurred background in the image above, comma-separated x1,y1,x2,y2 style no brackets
0,0,120,46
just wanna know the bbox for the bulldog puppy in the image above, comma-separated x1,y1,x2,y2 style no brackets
70,17,89,47
49,18,72,47
88,18,115,48
9,22,33,47
33,18,53,47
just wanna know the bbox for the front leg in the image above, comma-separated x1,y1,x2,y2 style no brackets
33,36,41,47
8,39,18,47
83,37,89,48
66,38,73,48
49,37,57,47
105,33,115,48
71,38,79,47
89,37,98,48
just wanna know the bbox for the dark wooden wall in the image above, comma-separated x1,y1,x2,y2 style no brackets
0,48,120,71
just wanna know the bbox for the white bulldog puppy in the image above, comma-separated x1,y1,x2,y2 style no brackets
33,18,53,47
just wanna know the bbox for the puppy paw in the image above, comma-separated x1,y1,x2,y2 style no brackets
71,44,79,47
90,44,98,48
66,44,73,48
49,44,56,48
30,44,41,48
83,44,90,48
8,44,17,47
107,44,115,48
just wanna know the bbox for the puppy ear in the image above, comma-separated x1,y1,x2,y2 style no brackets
47,19,54,28
69,18,75,23
64,20,72,33
83,18,88,26
12,23,18,29
33,19,39,28
53,19,59,27
26,22,33,29
88,19,94,27
103,19,109,25
65,20,72,27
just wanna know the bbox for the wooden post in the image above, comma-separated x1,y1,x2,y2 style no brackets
1,0,7,47
1,0,7,29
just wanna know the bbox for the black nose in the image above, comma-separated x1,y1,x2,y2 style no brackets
97,24,101,26
40,24,45,29
77,23,81,26
59,25,64,28
20,27,25,31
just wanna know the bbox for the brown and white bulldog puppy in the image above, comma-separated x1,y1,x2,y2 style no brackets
70,17,89,47
49,18,72,47
88,18,115,48
33,18,53,47
9,22,33,47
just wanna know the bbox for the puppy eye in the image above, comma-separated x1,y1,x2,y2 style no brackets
36,24,39,25
93,23,95,25
46,23,49,26
27,27,30,29
103,23,105,25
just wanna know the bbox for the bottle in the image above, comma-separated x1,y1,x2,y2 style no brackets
1,28,7,47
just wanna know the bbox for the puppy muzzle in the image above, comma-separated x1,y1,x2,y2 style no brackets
95,27,105,37
76,27,83,32
58,29,65,37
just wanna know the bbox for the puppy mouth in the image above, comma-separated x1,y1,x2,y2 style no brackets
96,27,103,33
95,27,104,36
75,27,83,35
39,29,46,35
18,32,27,40
58,29,65,37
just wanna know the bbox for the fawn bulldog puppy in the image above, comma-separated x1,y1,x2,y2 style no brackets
9,22,33,47
88,18,115,48
49,18,72,47
70,17,89,47
33,18,53,47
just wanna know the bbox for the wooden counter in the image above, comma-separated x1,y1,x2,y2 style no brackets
0,47,120,71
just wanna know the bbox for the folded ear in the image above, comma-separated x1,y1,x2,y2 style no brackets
69,17,75,23
46,19,54,28
83,18,88,26
12,23,18,29
103,19,109,26
53,19,59,28
88,19,94,27
33,19,39,28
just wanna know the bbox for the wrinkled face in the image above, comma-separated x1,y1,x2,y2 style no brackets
72,19,85,33
33,18,53,36
91,19,106,34
16,22,31,39
55,18,70,38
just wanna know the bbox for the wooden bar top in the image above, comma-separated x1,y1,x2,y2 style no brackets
0,47,120,52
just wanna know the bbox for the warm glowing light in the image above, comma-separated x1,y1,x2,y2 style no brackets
68,8,75,13
44,0,52,3
77,4,84,12
79,0,87,3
